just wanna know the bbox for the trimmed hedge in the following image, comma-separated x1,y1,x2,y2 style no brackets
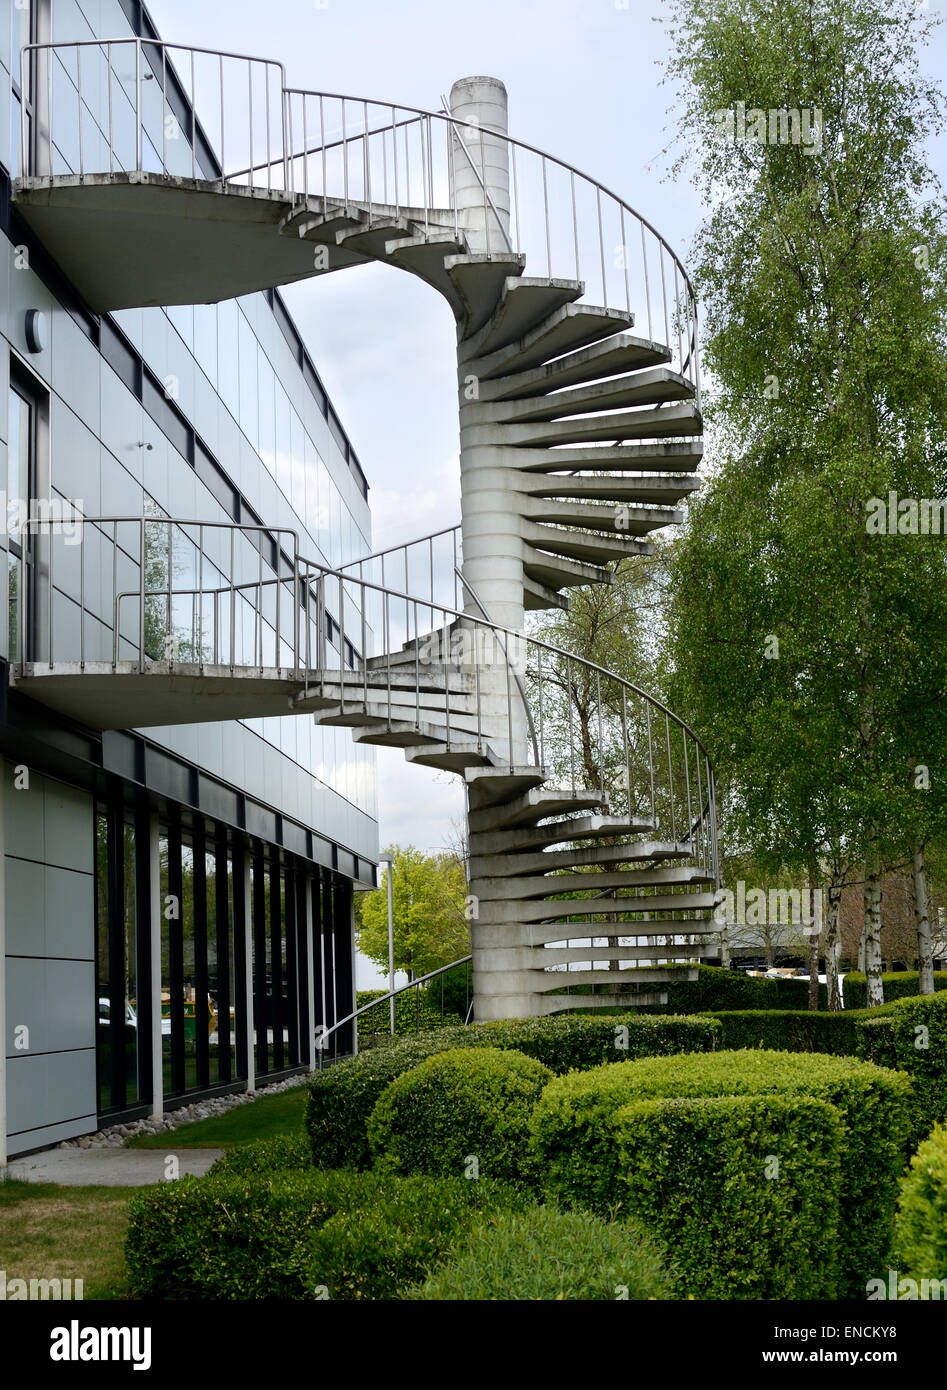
305,1014,719,1170
893,1122,947,1282
477,1013,720,1072
306,1175,527,1300
635,964,823,1013
126,1168,380,1299
613,1094,843,1298
125,1166,523,1300
863,993,947,1145
209,1133,312,1176
843,971,947,1010
530,1049,913,1298
368,1047,552,1187
703,1005,900,1057
408,1206,673,1301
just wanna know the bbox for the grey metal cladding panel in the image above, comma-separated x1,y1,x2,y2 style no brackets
45,959,95,1051
43,781,94,873
46,1045,96,1123
3,765,45,857
5,1050,96,1141
45,865,95,961
5,957,45,1055
5,958,95,1053
6,1111,96,1154
5,1052,48,1133
4,855,46,956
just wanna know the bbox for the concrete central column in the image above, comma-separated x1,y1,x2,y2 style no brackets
451,76,528,767
449,76,511,255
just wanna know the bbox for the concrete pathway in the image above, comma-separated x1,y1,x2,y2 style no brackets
6,1147,224,1187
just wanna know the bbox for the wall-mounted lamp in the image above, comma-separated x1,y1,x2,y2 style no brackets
24,309,47,354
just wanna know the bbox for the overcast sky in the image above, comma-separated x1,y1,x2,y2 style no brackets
143,0,947,896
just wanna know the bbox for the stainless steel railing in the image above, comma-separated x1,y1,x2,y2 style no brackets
14,513,718,884
19,38,699,394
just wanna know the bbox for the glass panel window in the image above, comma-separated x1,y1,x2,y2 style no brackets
7,383,32,660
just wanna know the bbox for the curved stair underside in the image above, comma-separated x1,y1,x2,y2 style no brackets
12,46,718,1019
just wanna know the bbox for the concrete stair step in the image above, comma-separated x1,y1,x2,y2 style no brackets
348,720,448,748
460,277,585,358
472,865,716,900
538,944,715,965
503,401,702,449
523,574,572,611
469,839,695,876
384,231,471,314
542,968,698,989
464,765,548,809
488,366,695,424
467,786,608,834
518,474,700,505
521,498,682,535
444,254,528,335
522,519,652,565
406,741,502,773
469,814,650,855
474,891,717,924
526,921,713,947
514,441,704,473
521,547,612,594
463,304,635,380
539,990,670,1013
526,915,720,938
480,334,672,401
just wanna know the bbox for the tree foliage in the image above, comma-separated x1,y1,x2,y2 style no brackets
357,845,470,979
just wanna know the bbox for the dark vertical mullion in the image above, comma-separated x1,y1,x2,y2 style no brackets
333,875,355,1057
252,845,268,1077
134,797,154,1109
284,864,298,1068
192,818,209,1091
269,853,285,1072
321,873,337,1056
231,835,249,1083
311,872,324,1058
295,866,309,1068
167,810,185,1096
106,793,126,1111
215,825,232,1085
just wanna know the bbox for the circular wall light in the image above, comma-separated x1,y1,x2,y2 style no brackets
25,309,48,354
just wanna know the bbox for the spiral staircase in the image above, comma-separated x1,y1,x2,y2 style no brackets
10,40,719,1020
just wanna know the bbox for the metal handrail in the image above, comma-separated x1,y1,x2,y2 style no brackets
316,954,472,1065
18,40,700,393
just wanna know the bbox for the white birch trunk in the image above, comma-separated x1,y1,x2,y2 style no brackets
862,858,884,1007
825,880,843,1012
913,841,934,995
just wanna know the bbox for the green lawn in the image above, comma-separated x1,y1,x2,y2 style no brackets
127,1084,308,1149
0,1181,146,1299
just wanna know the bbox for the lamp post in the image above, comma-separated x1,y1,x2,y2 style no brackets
380,854,395,1035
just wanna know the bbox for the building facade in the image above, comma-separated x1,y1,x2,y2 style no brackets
0,0,378,1159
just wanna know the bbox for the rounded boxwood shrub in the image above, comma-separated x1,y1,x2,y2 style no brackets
408,1206,673,1301
368,1046,552,1186
893,1121,947,1282
306,1029,471,1169
530,1048,913,1298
